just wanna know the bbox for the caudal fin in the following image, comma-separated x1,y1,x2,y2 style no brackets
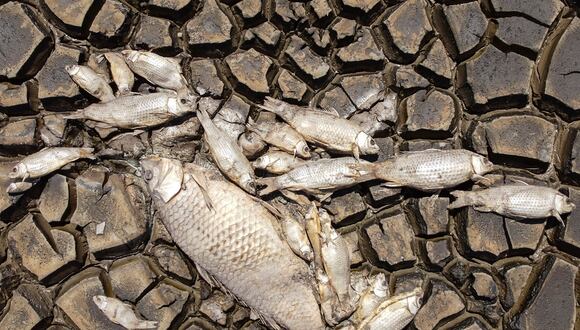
196,106,215,132
258,97,290,119
347,162,377,179
448,191,473,209
79,147,96,160
256,176,280,196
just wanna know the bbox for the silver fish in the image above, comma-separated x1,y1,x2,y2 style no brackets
64,93,194,129
275,203,313,261
8,147,95,180
305,205,323,269
121,50,188,93
103,52,135,95
6,181,34,194
357,288,423,330
65,65,115,102
257,157,372,198
448,184,575,225
239,131,268,158
258,97,379,158
320,219,350,304
248,121,311,158
140,157,324,330
253,151,306,174
354,273,389,323
198,107,256,194
93,295,158,329
351,149,494,192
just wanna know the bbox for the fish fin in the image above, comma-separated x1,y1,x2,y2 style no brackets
507,178,529,186
315,192,333,202
473,174,494,187
79,148,96,160
352,144,360,160
251,195,283,218
258,97,288,118
256,176,280,196
318,106,340,117
281,190,311,205
448,191,472,209
196,265,218,287
552,211,565,227
189,171,215,212
473,205,493,213
347,162,375,177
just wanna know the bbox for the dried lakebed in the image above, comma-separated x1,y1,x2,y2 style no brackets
0,0,579,329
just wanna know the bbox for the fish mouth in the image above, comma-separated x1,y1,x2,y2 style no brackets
65,65,79,75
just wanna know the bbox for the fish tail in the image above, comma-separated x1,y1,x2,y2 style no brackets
62,110,85,120
196,106,214,130
257,176,280,196
132,320,159,329
448,191,474,209
79,147,96,160
348,161,377,178
258,97,290,120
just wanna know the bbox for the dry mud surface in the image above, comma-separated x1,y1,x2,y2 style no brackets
0,0,579,329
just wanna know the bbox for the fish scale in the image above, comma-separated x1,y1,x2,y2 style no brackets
280,157,364,191
504,187,556,217
153,165,324,329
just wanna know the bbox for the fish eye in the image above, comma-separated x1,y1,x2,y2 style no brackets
143,170,153,180
180,98,188,104
11,167,17,172
370,139,376,146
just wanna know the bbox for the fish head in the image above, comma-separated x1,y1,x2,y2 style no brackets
555,194,575,215
121,50,140,63
295,141,311,158
372,273,389,296
253,155,271,170
471,154,494,176
64,64,80,76
407,288,424,314
140,156,184,204
239,173,256,195
8,163,27,179
177,89,198,111
355,132,380,155
92,295,109,309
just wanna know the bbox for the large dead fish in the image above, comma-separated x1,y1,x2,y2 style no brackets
93,295,158,329
247,120,311,158
140,157,324,330
350,149,494,192
65,65,115,102
357,288,423,330
102,52,135,95
258,97,379,158
121,50,188,94
64,93,194,129
198,107,256,194
448,184,575,225
257,157,372,198
8,147,95,180
320,218,350,304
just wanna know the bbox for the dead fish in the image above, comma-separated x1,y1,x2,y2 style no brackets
258,97,379,159
257,157,372,198
8,147,95,180
140,157,324,330
448,184,575,225
305,205,323,269
354,273,389,323
253,151,306,174
121,50,188,93
320,219,351,304
277,205,313,261
357,288,423,330
65,65,115,102
6,182,34,194
316,268,340,326
103,52,134,95
239,131,268,158
248,121,310,158
64,93,194,129
351,149,494,192
198,107,256,194
92,295,158,329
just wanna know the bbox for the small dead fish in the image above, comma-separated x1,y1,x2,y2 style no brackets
316,268,340,326
305,205,323,269
93,295,158,329
65,65,115,102
248,121,310,158
8,148,95,180
103,52,134,95
253,151,306,174
64,93,194,129
278,208,313,261
121,50,188,93
238,131,267,158
351,149,494,192
448,184,575,225
320,220,351,304
198,107,256,194
257,157,372,198
259,97,379,159
6,182,34,194
357,288,423,330
354,273,389,323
